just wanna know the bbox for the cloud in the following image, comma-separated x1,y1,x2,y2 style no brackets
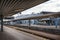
13,0,60,17
22,0,60,14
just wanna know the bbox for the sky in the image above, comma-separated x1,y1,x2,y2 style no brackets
13,0,60,17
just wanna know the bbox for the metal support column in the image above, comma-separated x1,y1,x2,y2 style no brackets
0,14,3,32
29,19,31,27
55,18,58,28
28,19,31,29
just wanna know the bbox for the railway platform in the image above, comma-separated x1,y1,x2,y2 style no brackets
4,25,60,40
0,26,48,40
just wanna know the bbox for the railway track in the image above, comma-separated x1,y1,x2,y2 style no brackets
8,24,60,35
5,25,60,40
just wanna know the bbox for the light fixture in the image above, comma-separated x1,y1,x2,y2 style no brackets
15,9,24,12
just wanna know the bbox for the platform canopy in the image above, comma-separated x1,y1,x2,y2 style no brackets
0,0,47,17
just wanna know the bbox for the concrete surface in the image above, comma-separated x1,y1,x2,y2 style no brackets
0,26,48,40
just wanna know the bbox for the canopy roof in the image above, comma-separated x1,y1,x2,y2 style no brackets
0,0,47,17
13,12,60,20
3,12,60,22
